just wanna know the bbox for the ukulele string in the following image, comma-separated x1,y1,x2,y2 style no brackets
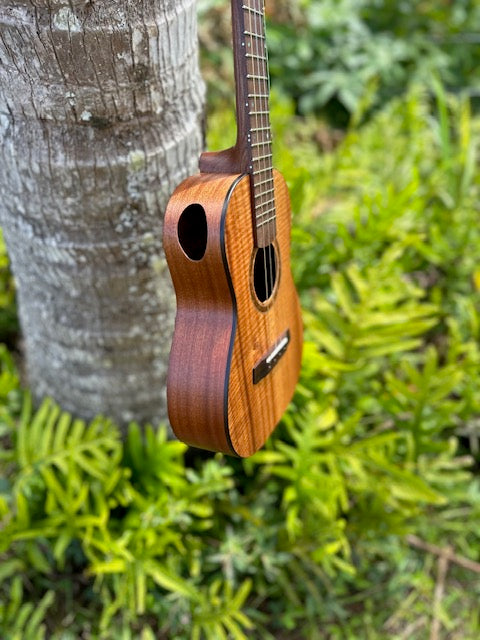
257,0,270,300
262,0,276,307
250,0,270,307
255,0,274,304
256,0,275,323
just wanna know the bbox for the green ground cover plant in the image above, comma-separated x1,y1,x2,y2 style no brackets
1,86,480,638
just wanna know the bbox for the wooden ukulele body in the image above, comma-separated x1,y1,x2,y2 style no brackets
163,170,303,457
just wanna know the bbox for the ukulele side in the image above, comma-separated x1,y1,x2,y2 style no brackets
163,172,240,455
163,171,302,457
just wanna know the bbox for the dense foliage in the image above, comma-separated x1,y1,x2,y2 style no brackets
1,83,480,637
199,0,480,120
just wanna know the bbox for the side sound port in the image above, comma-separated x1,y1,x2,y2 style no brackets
177,203,208,261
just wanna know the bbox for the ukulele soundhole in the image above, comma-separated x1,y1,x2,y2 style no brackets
177,203,208,261
252,243,278,304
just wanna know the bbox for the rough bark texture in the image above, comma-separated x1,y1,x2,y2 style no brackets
0,0,205,425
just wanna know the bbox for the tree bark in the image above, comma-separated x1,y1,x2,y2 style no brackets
0,0,205,425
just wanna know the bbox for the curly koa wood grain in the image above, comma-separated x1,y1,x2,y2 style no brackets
163,170,303,457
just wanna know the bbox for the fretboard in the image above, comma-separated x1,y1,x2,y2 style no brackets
234,0,275,247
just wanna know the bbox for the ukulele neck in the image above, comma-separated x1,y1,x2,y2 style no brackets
200,1,276,248
234,0,276,247
237,0,276,247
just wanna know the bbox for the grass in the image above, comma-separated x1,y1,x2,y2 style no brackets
0,85,479,638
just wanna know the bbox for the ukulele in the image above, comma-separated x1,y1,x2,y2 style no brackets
163,0,303,457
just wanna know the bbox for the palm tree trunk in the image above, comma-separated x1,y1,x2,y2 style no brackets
0,0,204,425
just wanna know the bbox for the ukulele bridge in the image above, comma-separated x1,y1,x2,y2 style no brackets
253,330,290,385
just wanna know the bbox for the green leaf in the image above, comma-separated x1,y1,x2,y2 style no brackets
146,561,198,601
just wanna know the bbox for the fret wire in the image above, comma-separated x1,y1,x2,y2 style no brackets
250,145,272,154
244,30,265,39
244,7,264,24
246,53,267,61
249,110,269,116
254,187,275,199
246,60,266,72
253,152,273,161
247,67,268,77
255,205,276,213
242,4,263,17
255,197,276,210
257,214,277,227
255,176,274,186
256,194,276,206
252,141,271,148
254,180,274,190
255,203,276,214
247,93,269,98
255,206,276,218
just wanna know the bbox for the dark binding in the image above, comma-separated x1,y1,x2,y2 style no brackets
221,173,248,457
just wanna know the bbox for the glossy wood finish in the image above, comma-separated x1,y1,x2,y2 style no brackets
163,0,302,456
225,171,302,456
163,170,302,457
163,173,237,454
